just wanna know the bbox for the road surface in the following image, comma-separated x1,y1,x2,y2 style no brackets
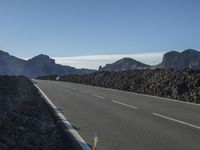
36,80,200,150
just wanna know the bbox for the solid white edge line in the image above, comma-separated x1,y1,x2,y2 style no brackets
33,83,91,150
112,100,137,109
91,94,106,99
152,113,200,130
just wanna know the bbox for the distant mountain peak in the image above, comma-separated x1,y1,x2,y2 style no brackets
162,49,200,70
33,54,49,58
99,57,150,71
117,57,134,61
30,54,52,60
114,57,143,65
182,49,200,55
28,54,55,64
0,50,9,56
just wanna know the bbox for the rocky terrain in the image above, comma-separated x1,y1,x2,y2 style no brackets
162,49,200,70
38,69,200,103
99,57,150,71
0,76,71,149
0,50,95,78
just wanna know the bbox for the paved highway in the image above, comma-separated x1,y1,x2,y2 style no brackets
36,80,200,150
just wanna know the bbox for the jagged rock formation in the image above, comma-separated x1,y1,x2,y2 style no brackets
162,49,200,70
99,57,150,71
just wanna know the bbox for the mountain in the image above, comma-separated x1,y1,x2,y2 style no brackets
162,49,200,70
99,57,150,71
0,50,96,78
0,50,26,75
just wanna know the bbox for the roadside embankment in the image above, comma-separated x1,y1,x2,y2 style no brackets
0,76,72,149
38,69,200,103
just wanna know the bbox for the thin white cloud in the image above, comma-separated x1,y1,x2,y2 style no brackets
53,52,165,69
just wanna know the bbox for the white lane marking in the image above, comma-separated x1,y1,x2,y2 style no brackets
91,94,106,99
34,83,91,150
152,113,200,130
112,100,137,110
105,87,200,107
37,80,200,106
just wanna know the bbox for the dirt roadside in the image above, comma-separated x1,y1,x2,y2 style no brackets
0,75,73,150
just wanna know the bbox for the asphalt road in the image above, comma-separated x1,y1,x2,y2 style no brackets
36,80,200,150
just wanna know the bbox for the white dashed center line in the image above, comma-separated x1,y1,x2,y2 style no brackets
91,94,106,99
112,100,137,110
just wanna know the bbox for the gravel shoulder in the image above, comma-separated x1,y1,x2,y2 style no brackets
0,76,72,150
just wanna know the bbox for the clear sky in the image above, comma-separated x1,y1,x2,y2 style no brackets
0,0,200,68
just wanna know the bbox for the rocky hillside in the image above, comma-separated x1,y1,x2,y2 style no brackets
22,54,95,78
0,50,26,75
38,69,200,103
0,76,71,149
162,49,200,70
0,50,95,78
99,57,150,71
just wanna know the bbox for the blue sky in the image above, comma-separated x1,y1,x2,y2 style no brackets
0,0,200,68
